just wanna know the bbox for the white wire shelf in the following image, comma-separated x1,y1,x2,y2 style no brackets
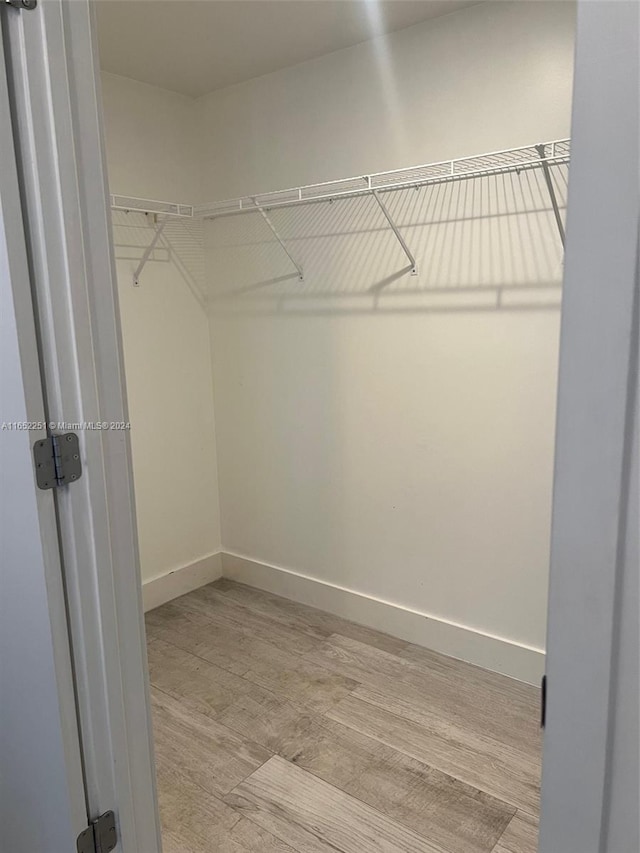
112,139,570,286
193,139,570,219
110,194,194,218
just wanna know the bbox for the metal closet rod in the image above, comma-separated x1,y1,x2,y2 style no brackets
196,156,570,217
112,139,570,285
193,139,570,218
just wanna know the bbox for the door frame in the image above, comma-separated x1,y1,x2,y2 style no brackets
2,1,161,849
3,0,638,851
538,2,639,851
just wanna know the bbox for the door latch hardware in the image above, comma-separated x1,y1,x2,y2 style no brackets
76,810,117,853
33,432,82,489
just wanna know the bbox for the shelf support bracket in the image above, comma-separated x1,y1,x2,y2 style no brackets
371,189,417,275
535,144,565,249
253,199,304,281
133,218,167,286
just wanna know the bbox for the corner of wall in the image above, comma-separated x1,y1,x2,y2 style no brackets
142,552,223,612
205,305,223,555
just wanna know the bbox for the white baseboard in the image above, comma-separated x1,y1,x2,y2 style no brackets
142,552,222,612
221,552,545,685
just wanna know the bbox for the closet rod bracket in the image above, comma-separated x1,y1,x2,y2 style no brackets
133,217,167,286
535,144,565,249
253,200,304,281
371,188,417,275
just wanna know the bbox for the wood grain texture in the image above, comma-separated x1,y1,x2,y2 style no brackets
176,585,324,655
155,757,296,853
146,603,260,676
148,580,541,852
400,643,541,707
212,578,409,654
276,713,515,853
147,636,253,717
216,686,313,754
215,686,515,853
327,693,540,815
492,811,539,853
156,760,237,853
151,687,271,795
236,650,358,714
307,634,541,759
219,819,301,853
225,755,445,853
148,605,358,714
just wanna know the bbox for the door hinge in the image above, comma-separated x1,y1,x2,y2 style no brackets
76,811,117,853
4,0,38,10
33,432,82,489
541,674,547,728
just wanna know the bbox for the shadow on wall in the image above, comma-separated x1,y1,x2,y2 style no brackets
111,211,207,308
205,163,568,316
207,164,565,645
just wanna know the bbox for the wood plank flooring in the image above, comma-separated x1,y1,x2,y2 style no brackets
146,580,542,853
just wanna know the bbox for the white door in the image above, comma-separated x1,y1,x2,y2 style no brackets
0,1,161,850
0,25,87,852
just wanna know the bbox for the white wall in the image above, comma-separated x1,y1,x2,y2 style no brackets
101,72,200,202
101,73,221,586
201,0,576,677
198,1,575,200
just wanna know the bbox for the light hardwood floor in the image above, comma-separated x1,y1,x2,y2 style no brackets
146,579,542,853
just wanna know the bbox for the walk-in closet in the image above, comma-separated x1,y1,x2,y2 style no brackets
96,2,577,850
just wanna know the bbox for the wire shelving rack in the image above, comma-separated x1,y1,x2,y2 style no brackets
112,139,570,285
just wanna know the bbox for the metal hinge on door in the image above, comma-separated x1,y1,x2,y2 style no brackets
76,811,117,853
33,432,82,489
4,0,38,10
541,674,547,728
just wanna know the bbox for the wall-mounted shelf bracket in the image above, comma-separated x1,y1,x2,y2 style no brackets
133,217,167,286
535,144,565,249
253,200,304,281
371,187,417,275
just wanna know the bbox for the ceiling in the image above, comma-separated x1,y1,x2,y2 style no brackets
96,0,480,98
